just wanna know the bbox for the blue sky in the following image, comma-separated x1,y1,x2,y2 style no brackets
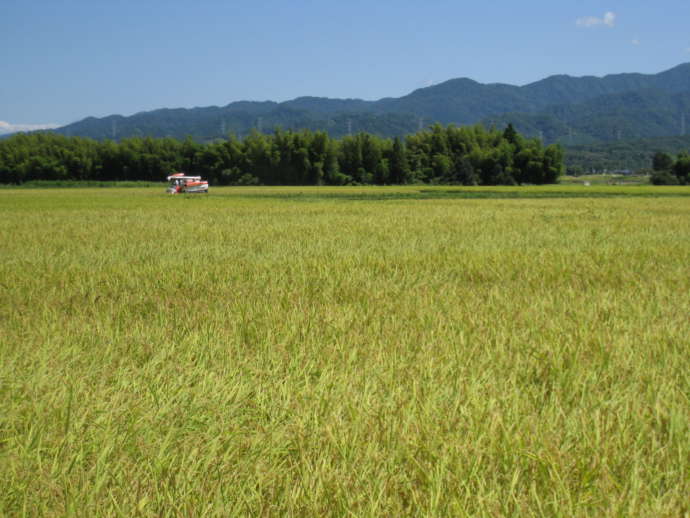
2,0,690,131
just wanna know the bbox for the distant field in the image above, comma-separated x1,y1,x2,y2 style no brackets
559,174,651,186
0,180,165,189
1,186,689,517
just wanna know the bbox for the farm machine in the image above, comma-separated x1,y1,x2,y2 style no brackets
166,173,209,194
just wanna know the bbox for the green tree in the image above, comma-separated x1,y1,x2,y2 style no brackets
672,152,690,184
503,123,518,144
432,153,452,182
455,157,478,185
0,123,562,187
652,152,674,171
389,137,410,184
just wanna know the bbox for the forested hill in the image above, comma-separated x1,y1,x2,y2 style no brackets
485,89,690,144
45,63,690,143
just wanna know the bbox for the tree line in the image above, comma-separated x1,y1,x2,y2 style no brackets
562,135,690,174
650,152,690,185
0,124,563,186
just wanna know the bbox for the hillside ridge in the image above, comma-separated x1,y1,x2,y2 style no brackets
45,62,690,143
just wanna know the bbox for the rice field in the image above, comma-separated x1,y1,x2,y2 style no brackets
1,185,689,517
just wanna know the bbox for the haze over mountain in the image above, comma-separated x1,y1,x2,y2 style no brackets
49,63,690,144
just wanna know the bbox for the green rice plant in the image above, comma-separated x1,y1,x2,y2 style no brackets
1,185,688,517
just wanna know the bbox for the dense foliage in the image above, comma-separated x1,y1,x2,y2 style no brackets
0,124,563,185
650,151,690,184
563,135,690,173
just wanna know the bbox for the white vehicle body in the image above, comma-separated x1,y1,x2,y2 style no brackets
166,173,209,194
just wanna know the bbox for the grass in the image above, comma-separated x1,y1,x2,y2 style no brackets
1,185,689,517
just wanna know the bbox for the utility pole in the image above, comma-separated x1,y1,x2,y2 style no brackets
257,117,263,133
347,119,352,136
538,130,544,142
220,119,226,136
418,116,423,132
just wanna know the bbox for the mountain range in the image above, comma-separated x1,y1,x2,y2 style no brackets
49,63,690,145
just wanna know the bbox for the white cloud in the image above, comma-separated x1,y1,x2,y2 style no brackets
603,12,616,26
0,121,59,134
576,11,616,28
631,39,640,46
